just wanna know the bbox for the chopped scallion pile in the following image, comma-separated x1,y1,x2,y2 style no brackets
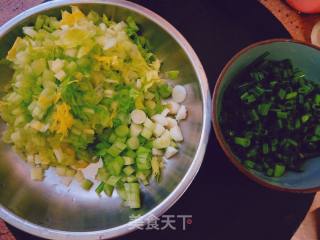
221,53,320,177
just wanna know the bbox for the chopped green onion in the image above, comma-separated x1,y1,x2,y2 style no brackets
234,137,251,148
262,144,269,154
285,92,297,100
274,164,285,177
278,89,286,99
258,103,271,116
301,114,311,123
244,160,255,169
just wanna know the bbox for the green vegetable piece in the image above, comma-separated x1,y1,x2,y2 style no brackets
301,114,311,123
127,136,140,150
107,141,127,157
262,144,269,154
95,182,105,195
166,70,179,79
315,125,320,136
242,94,256,104
234,137,251,148
250,109,259,121
87,10,101,24
315,94,320,105
278,89,286,99
141,127,152,139
106,156,124,176
106,175,121,186
258,103,271,116
136,146,151,170
115,125,129,137
123,156,135,165
96,167,109,182
102,14,110,26
35,15,45,30
81,179,93,191
125,175,138,183
124,149,136,159
108,133,117,144
244,160,255,169
274,164,286,177
103,184,114,197
158,83,173,99
266,168,274,177
116,183,127,201
285,92,297,100
123,166,135,176
126,16,139,32
125,183,141,209
276,111,288,119
136,170,150,185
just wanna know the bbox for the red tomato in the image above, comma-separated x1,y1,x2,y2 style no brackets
287,0,320,14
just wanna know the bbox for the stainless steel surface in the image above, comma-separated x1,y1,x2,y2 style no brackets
0,0,211,239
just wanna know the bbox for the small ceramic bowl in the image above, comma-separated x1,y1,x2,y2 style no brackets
213,39,320,192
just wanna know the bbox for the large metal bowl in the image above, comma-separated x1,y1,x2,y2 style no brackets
0,0,211,239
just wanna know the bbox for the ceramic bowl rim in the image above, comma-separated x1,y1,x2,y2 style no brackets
212,38,320,193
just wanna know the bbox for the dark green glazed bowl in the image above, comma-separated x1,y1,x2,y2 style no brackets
213,39,320,192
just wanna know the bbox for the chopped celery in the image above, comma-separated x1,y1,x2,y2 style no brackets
96,167,109,181
108,133,117,144
103,184,114,197
81,179,93,191
106,156,124,176
123,156,135,165
123,166,135,176
116,182,127,201
158,83,172,99
95,182,105,195
136,147,151,170
106,175,121,186
151,156,161,181
125,183,141,209
115,125,129,137
127,136,140,150
107,142,127,157
125,175,138,183
124,149,136,159
0,7,187,210
141,127,153,139
136,170,151,185
166,70,179,79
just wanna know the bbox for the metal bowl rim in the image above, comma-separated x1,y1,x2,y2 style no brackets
0,0,211,239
